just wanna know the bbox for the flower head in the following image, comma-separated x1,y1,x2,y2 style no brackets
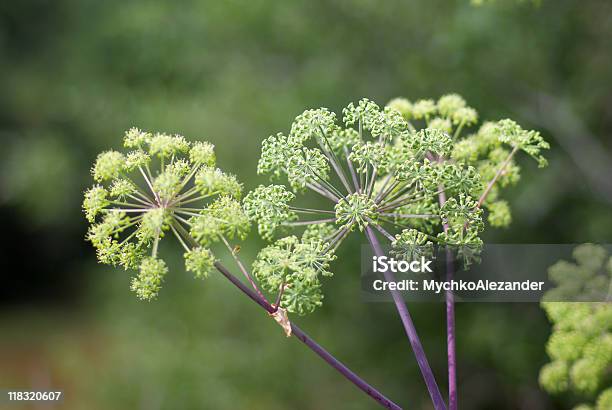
246,96,518,312
252,236,335,315
84,128,248,300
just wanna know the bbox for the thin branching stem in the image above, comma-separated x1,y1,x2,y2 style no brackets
344,147,361,192
477,145,519,208
213,262,403,410
436,184,457,410
374,174,395,203
139,166,159,204
364,226,446,410
306,182,340,202
220,235,268,302
283,218,337,227
379,213,437,219
289,206,336,215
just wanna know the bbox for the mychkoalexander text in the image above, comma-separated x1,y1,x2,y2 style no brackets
371,279,545,293
371,256,545,294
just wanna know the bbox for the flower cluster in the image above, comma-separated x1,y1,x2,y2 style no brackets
245,96,548,311
540,244,612,409
83,128,246,300
252,235,336,315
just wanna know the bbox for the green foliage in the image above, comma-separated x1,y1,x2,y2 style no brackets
543,244,612,302
84,129,247,300
540,245,612,408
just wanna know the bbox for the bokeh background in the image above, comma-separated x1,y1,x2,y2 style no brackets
1,0,611,409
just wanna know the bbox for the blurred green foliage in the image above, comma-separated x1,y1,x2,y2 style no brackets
1,0,611,408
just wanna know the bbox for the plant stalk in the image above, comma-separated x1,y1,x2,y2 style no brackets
214,261,402,410
437,188,457,410
364,226,446,410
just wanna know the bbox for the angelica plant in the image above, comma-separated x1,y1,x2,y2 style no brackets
246,96,548,410
83,128,244,300
83,128,402,410
540,244,612,410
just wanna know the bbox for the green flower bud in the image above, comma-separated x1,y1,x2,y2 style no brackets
487,200,512,228
349,141,386,172
386,97,413,120
124,127,151,148
451,138,480,162
429,117,453,133
253,236,334,315
290,108,337,144
452,107,478,126
92,151,126,182
547,331,589,361
392,229,433,261
189,213,222,246
286,147,330,190
281,279,324,316
495,119,550,167
437,163,482,197
411,99,437,119
195,166,242,198
243,184,296,241
597,388,612,410
371,107,408,140
125,150,151,171
206,196,250,241
138,208,171,243
258,133,293,177
440,194,483,232
539,361,569,394
437,94,466,117
302,223,337,245
131,256,168,300
118,242,145,271
571,358,603,394
342,98,381,130
335,193,377,231
573,244,607,272
411,128,453,158
148,132,190,158
189,141,216,166
328,128,361,153
168,159,191,177
109,178,137,200
153,169,182,202
95,237,122,266
583,334,612,368
185,247,215,279
83,185,110,222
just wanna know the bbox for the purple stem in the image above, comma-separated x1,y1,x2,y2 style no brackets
437,189,457,410
444,249,456,410
214,261,403,410
364,227,447,410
